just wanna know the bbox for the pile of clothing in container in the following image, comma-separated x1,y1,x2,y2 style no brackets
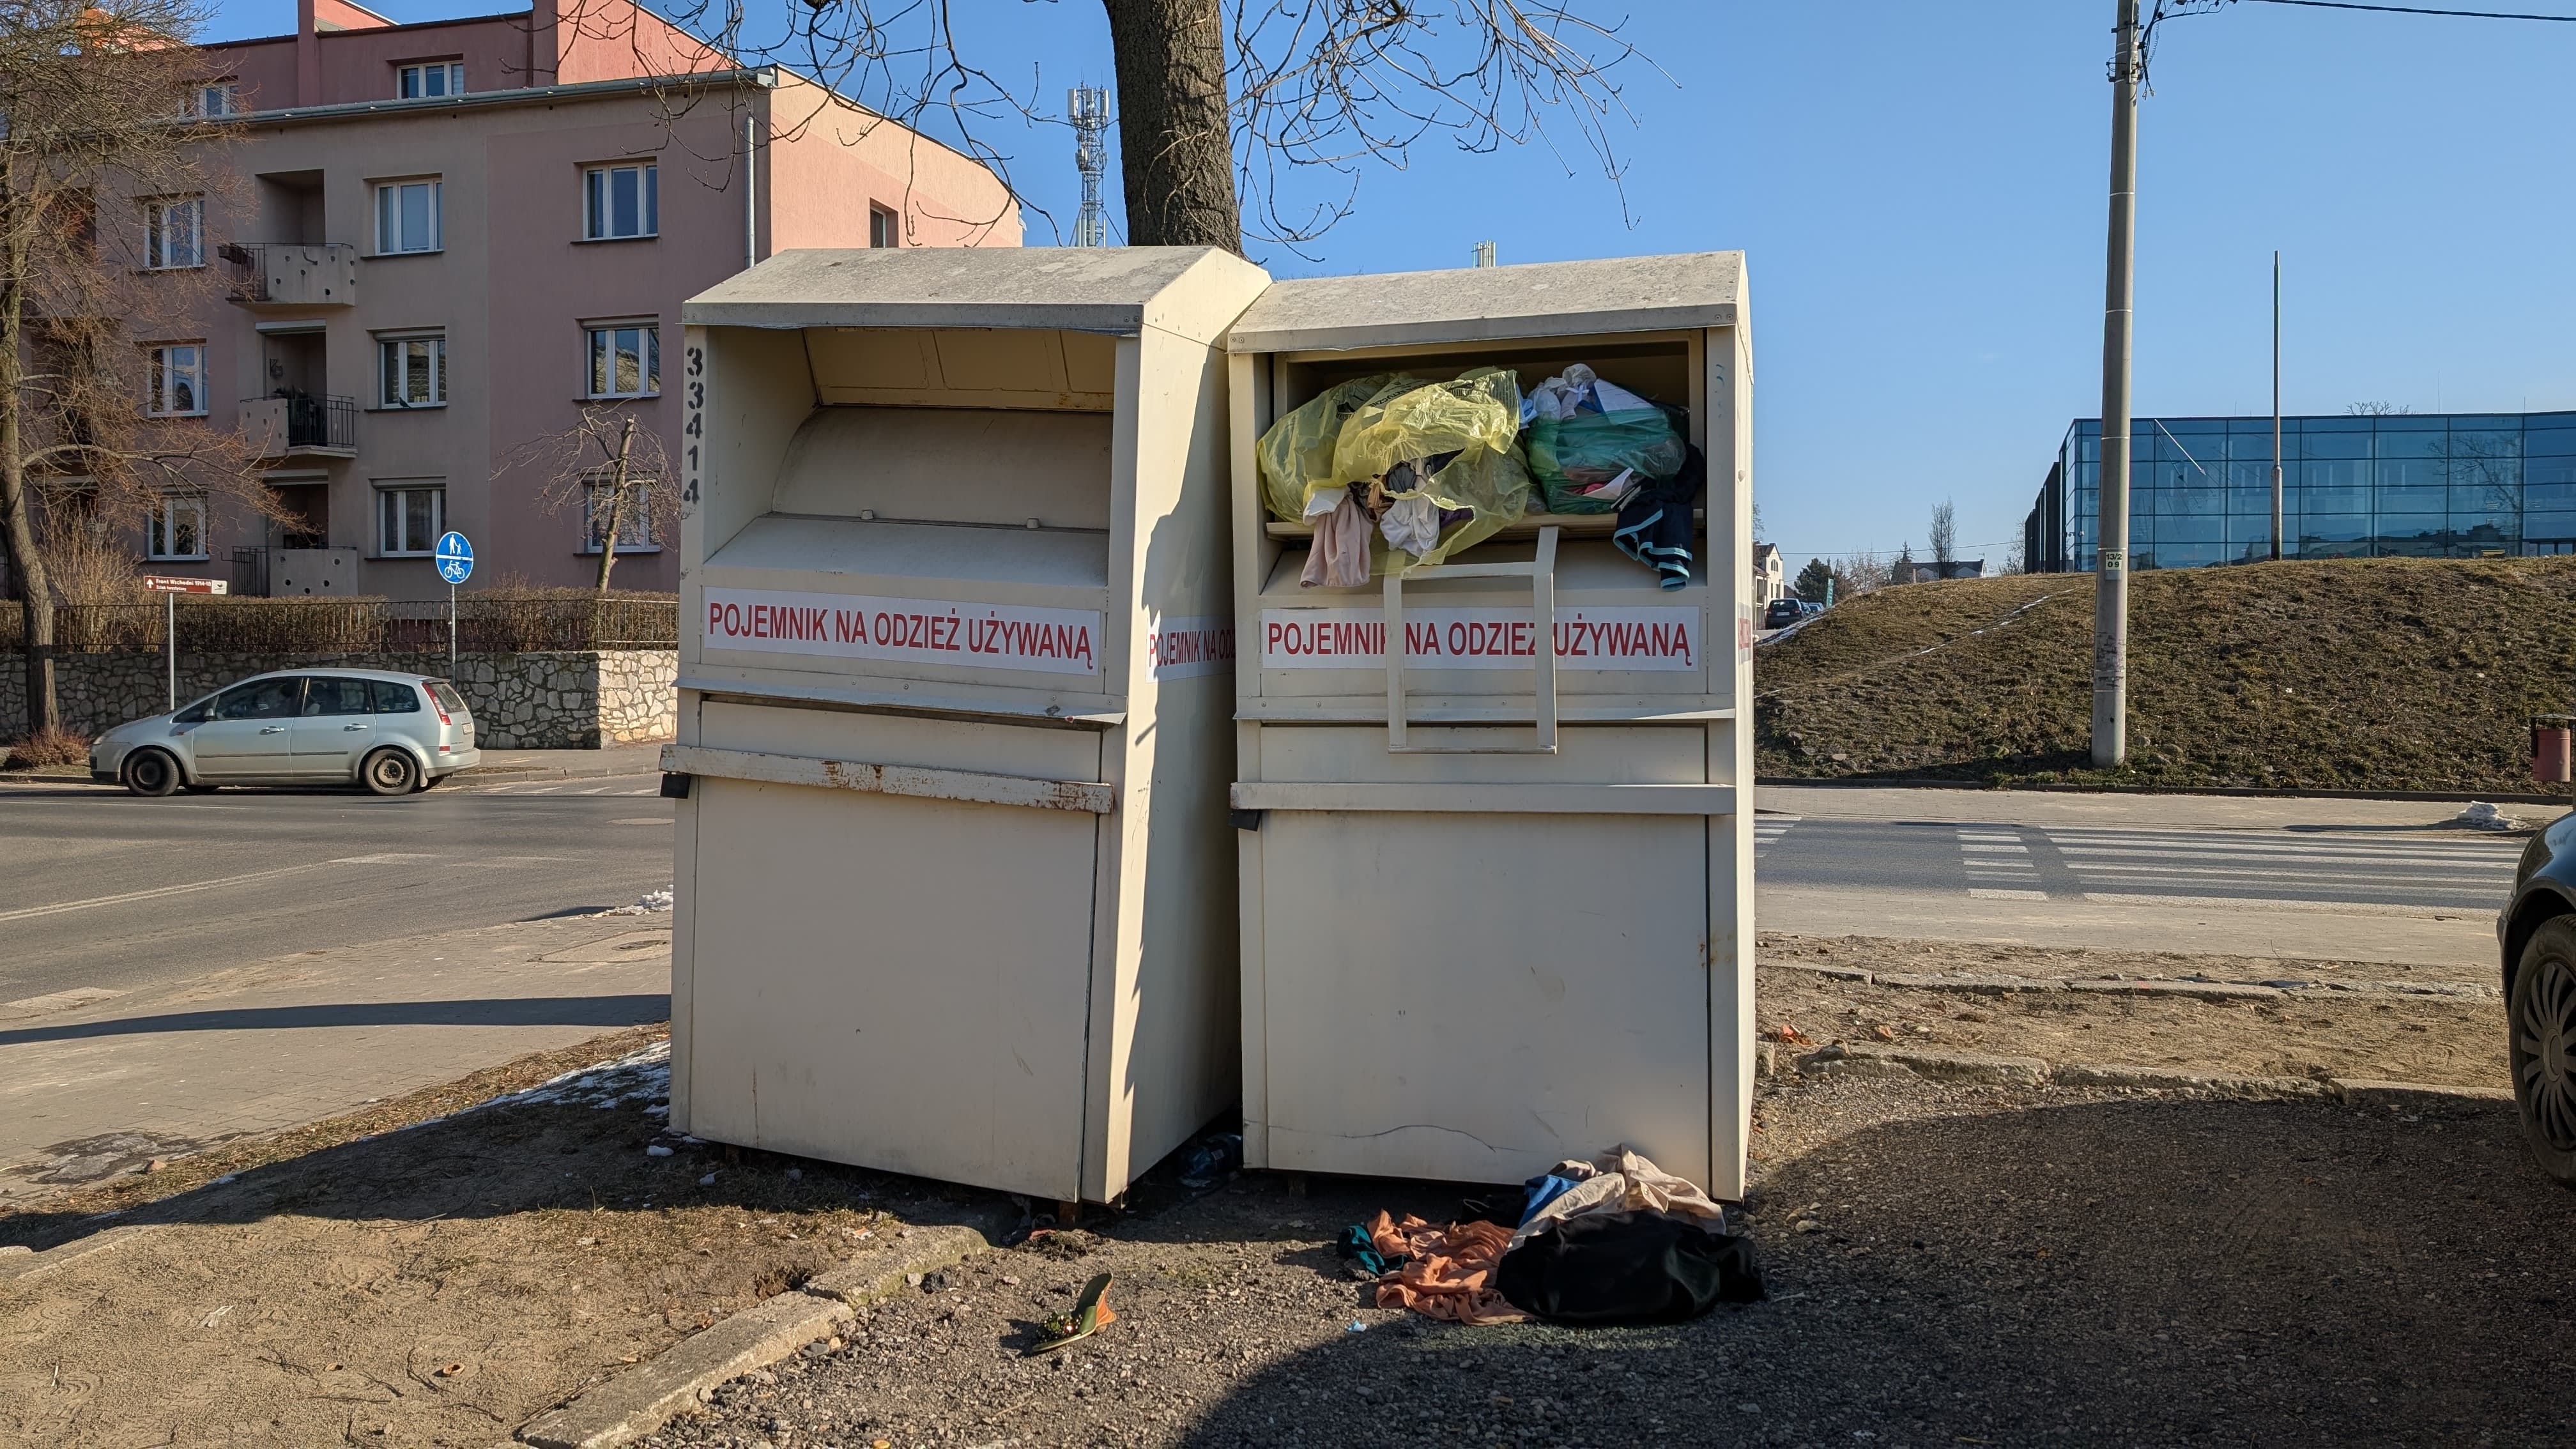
1257,364,1704,590
1338,1147,1764,1328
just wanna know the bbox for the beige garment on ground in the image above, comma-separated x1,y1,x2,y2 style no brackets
1367,1211,1528,1325
1505,1145,1731,1254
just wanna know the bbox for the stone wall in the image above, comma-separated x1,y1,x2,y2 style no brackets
1,649,677,749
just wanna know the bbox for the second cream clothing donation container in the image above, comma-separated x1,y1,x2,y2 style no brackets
667,247,1270,1206
1225,253,1759,1199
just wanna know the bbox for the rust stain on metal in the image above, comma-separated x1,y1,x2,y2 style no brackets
817,760,885,792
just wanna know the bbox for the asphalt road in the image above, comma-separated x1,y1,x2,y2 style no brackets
1757,813,2523,912
0,778,673,1005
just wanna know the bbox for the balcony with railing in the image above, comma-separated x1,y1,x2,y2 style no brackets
220,241,358,309
241,393,358,459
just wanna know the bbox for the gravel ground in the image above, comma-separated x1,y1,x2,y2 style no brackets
643,1075,2576,1449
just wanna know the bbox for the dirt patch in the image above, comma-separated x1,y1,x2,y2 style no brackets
0,1027,995,1448
1754,555,2576,793
1762,931,2496,990
1759,937,2505,1090
640,1078,2576,1448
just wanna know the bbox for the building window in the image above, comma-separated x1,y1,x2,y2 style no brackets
144,197,204,269
584,163,658,240
373,179,441,254
144,343,206,416
378,334,447,407
376,482,445,556
187,82,239,118
147,494,207,560
397,61,464,98
870,204,898,249
582,476,658,552
585,323,659,399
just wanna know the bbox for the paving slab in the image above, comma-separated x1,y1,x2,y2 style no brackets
0,915,671,1205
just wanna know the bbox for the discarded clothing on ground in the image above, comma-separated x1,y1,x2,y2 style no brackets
1496,1209,1765,1325
1349,1147,1758,1330
1493,1144,1763,1326
1506,1145,1732,1252
1613,444,1707,590
1365,1211,1528,1325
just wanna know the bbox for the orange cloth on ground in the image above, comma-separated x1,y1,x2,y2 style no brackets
1367,1211,1529,1326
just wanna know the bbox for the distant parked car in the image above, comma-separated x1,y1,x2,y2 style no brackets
2501,815,2576,1186
88,670,481,797
1763,598,1808,630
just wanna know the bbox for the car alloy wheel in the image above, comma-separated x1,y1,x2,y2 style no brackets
125,749,180,797
362,747,421,796
2510,918,2576,1188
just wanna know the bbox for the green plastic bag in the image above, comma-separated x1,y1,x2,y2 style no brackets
1528,405,1688,514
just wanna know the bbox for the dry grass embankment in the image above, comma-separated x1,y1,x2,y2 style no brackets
1756,555,2576,793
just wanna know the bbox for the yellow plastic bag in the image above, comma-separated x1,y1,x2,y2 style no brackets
1256,373,1422,524
1254,368,1533,577
1328,369,1523,489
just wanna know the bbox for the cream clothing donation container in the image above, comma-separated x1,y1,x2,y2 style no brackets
1225,253,1758,1199
668,247,1270,1206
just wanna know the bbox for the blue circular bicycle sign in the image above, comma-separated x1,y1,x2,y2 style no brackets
434,531,474,585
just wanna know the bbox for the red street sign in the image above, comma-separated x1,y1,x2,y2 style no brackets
140,575,228,595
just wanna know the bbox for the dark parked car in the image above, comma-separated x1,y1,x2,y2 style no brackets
2501,813,2576,1185
1763,598,1808,630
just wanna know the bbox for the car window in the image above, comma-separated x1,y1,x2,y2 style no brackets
301,677,375,716
369,679,423,713
173,696,217,724
214,677,303,721
426,681,469,717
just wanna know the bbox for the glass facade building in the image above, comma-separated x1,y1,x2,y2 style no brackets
2025,410,2576,572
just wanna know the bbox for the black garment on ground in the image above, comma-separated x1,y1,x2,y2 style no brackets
1495,1210,1765,1326
1612,443,1708,590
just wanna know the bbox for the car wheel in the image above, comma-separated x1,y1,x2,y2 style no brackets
361,747,422,797
2510,917,2576,1190
124,749,181,797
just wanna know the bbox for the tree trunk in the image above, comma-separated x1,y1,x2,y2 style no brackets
1101,0,1241,251
0,172,57,740
590,418,636,646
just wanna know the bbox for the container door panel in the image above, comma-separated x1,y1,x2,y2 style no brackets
1259,810,1711,1186
687,777,1098,1200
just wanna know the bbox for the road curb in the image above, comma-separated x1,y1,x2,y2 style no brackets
0,1224,157,1285
2333,1077,2516,1110
1784,1043,2506,1107
514,1210,1012,1449
1756,774,2573,807
1768,960,2499,1001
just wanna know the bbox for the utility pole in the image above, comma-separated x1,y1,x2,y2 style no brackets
2092,0,2141,770
2271,250,2283,562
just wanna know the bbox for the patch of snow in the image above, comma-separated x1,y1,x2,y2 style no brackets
602,887,675,917
2455,802,2515,832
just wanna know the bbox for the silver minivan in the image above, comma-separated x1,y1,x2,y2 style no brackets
88,669,482,797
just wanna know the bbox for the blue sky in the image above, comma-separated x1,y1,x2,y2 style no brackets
206,0,2576,571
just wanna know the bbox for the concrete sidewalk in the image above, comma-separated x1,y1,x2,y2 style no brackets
0,914,670,1205
1758,781,2559,833
457,742,666,783
1757,882,2496,973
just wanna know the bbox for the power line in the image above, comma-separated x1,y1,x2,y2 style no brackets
2248,0,2576,19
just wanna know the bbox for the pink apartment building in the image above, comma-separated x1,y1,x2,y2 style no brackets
130,0,1017,598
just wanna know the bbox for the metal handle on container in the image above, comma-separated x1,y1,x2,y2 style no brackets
1384,525,1559,755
